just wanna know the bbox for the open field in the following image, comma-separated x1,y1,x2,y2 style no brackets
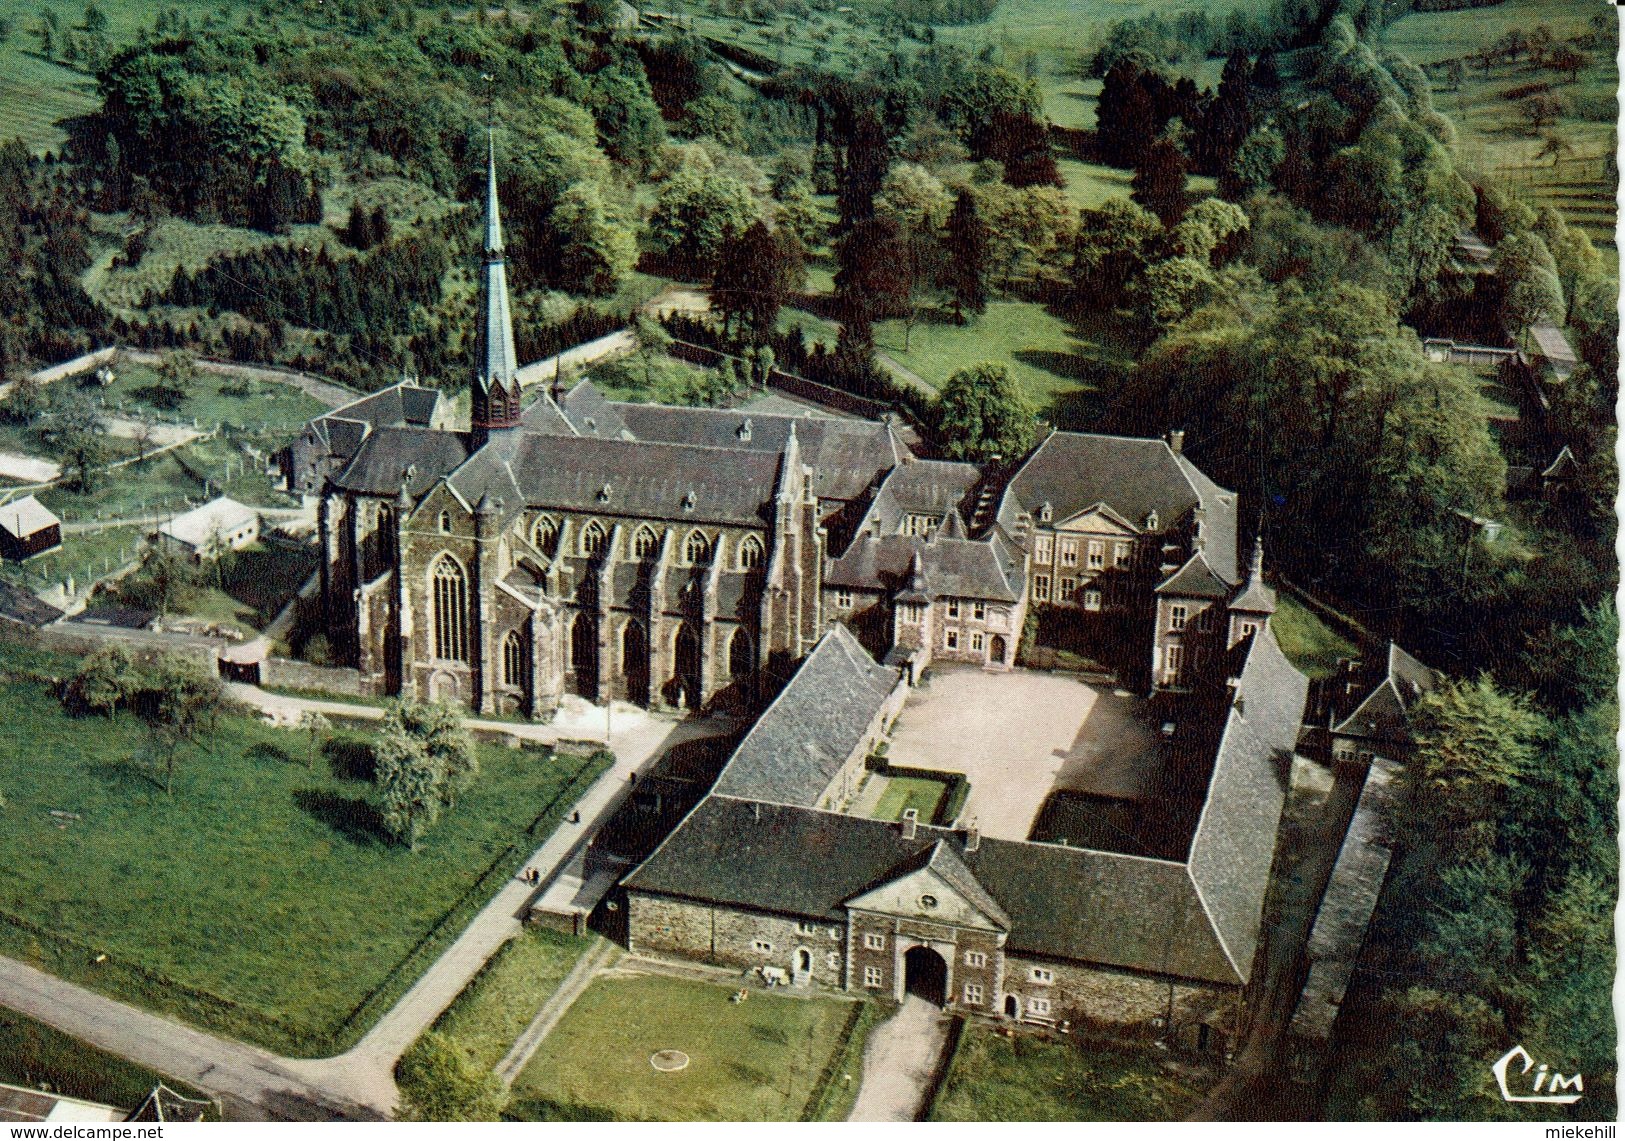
0,1007,215,1117
1272,593,1359,680
0,523,145,593
1382,0,1616,248
929,1024,1210,1120
431,929,595,1072
510,973,862,1121
92,363,327,434
0,640,609,1055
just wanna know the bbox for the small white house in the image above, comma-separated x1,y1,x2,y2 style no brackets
157,497,259,561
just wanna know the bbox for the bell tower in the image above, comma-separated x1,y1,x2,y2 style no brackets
471,131,522,444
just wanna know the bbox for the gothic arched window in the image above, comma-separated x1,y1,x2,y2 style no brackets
580,520,606,557
633,525,659,559
532,516,558,557
432,555,468,662
685,529,711,566
737,535,763,570
503,629,526,688
728,627,754,680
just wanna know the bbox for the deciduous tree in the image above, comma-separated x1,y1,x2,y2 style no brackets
935,361,1036,462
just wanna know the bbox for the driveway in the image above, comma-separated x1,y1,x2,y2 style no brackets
846,996,953,1122
883,667,1161,841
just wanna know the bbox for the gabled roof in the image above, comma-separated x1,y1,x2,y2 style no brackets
0,494,59,538
824,532,1022,602
157,497,257,548
711,624,900,806
1541,445,1580,480
331,426,471,497
0,578,62,627
556,381,629,439
624,796,1242,984
1332,642,1440,742
1156,551,1232,599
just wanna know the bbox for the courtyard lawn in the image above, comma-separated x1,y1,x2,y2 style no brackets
0,1008,216,1117
0,644,610,1055
870,775,951,825
431,929,598,1072
871,301,1136,417
1271,594,1360,680
929,1025,1209,1121
509,974,861,1121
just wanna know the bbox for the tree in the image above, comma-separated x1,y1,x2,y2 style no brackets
942,191,991,322
647,157,761,277
375,713,442,850
1546,44,1588,84
157,348,197,391
81,2,106,35
396,1032,508,1121
73,643,140,716
834,215,911,330
3,373,44,424
1534,130,1574,167
1443,57,1465,92
1521,92,1564,132
712,220,805,344
35,17,52,58
138,653,225,795
1496,231,1564,344
631,313,672,387
397,700,476,808
875,163,953,349
298,710,331,770
126,545,203,619
42,386,110,493
1526,23,1554,66
551,181,637,297
935,362,1037,462
1131,137,1188,226
1070,197,1161,310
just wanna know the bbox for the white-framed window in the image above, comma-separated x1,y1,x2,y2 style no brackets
532,516,558,556
1087,540,1104,569
438,511,452,534
827,952,840,969
1031,967,1054,984
797,921,818,935
1114,541,1131,568
864,966,883,988
972,601,985,621
963,983,984,1005
899,602,924,624
1035,536,1053,563
737,534,763,570
964,951,987,968
864,933,885,951
1059,539,1078,567
753,940,773,954
1060,577,1076,599
835,588,853,609
971,631,984,652
1165,644,1185,684
1034,575,1050,602
1029,997,1052,1016
1084,589,1102,612
1170,605,1188,631
1239,621,1258,639
946,600,960,618
945,629,959,650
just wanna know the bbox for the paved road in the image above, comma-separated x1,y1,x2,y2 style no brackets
0,688,735,1119
847,996,954,1122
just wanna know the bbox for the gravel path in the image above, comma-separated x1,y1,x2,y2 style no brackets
846,996,954,1123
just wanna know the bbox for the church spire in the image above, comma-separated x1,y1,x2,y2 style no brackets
472,129,521,442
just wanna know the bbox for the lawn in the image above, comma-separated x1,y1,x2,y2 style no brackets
510,973,862,1121
1271,593,1359,680
930,1024,1209,1121
0,523,145,595
95,362,328,435
871,301,1137,418
1381,0,1616,248
0,643,610,1055
870,775,950,824
0,1008,216,1117
431,928,598,1072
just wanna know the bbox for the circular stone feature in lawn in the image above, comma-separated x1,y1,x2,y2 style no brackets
650,1049,690,1073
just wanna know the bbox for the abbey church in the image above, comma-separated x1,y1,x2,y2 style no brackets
285,145,1275,717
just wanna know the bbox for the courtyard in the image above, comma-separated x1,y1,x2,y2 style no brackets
881,666,1161,841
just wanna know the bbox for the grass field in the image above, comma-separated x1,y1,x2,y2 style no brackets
0,643,608,1055
872,301,1137,418
930,1024,1209,1120
1271,593,1360,680
94,363,327,434
870,775,951,823
0,523,145,594
431,929,597,1072
510,973,861,1121
0,1008,216,1117
1381,0,1616,249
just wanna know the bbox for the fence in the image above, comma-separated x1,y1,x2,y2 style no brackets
667,338,918,424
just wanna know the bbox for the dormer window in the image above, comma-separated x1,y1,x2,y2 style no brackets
682,491,696,512
1145,510,1159,532
598,483,612,503
1039,502,1053,523
737,419,752,442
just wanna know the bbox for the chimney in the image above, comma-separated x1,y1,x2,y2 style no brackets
1167,429,1184,454
965,820,980,852
901,808,918,840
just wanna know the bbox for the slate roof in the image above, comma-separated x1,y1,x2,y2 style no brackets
625,796,1242,985
1331,643,1440,743
862,460,983,534
1004,432,1240,582
0,579,63,627
610,399,904,502
1155,551,1232,599
1185,624,1308,980
711,623,900,806
331,427,471,497
0,494,60,538
824,531,1023,602
556,381,630,439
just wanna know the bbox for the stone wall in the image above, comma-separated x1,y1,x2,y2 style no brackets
628,893,846,988
1002,952,1236,1040
261,657,377,697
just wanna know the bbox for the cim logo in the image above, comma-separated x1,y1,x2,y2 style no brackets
1493,1045,1584,1105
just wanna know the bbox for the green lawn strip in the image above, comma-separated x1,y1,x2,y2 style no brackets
928,1024,1208,1121
0,1007,218,1118
431,929,596,1072
871,776,950,824
0,648,608,1055
509,974,858,1121
1270,593,1359,680
803,999,888,1122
